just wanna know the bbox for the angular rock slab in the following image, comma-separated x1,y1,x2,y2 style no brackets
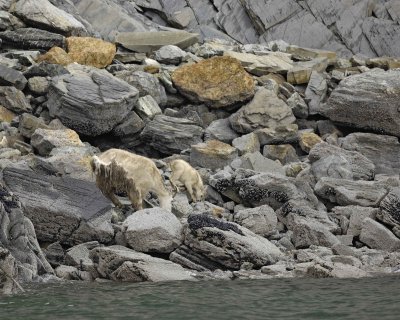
360,218,400,252
323,69,400,137
0,28,65,50
47,63,138,136
3,166,113,246
116,31,199,53
140,115,203,155
190,140,238,170
339,132,400,176
229,87,296,134
172,56,255,108
184,214,283,270
378,187,400,229
90,245,195,282
12,0,86,36
122,208,183,254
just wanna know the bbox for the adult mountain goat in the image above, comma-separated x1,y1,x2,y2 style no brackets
170,159,205,202
91,148,172,211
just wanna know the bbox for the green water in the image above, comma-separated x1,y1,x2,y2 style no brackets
1,276,399,320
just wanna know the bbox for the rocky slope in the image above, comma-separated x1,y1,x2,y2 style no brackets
1,0,400,294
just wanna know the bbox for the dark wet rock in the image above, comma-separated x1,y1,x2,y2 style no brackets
47,64,139,136
140,115,203,155
229,87,296,134
184,214,283,270
308,142,375,181
0,65,27,90
3,166,114,246
23,62,69,78
122,208,183,254
360,218,400,252
0,28,65,50
314,177,391,207
90,245,194,282
115,70,167,107
339,133,400,176
323,69,400,137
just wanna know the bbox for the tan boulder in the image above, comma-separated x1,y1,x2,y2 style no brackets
36,46,73,66
0,106,16,123
171,56,255,108
299,132,323,153
66,37,116,68
190,140,238,170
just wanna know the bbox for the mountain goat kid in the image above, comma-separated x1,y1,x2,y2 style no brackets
91,148,172,211
169,159,205,202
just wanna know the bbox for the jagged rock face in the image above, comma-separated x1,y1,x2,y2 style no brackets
171,56,255,108
0,184,54,294
184,214,283,269
0,28,66,50
47,64,138,136
140,115,203,155
323,69,400,137
3,166,114,246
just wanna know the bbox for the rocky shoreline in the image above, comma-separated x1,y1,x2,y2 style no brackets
1,0,400,295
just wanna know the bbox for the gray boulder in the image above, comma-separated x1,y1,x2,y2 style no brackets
0,86,31,114
3,166,114,246
12,0,86,36
339,132,400,175
323,69,400,137
309,142,375,181
122,208,183,254
232,132,260,156
89,245,195,282
255,124,298,146
360,218,400,252
47,64,138,136
378,188,400,229
0,65,27,90
233,205,277,237
229,87,296,134
184,214,283,269
154,45,187,65
305,71,328,115
204,118,239,144
140,115,203,155
231,151,285,175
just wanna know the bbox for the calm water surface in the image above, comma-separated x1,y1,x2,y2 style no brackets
1,276,399,320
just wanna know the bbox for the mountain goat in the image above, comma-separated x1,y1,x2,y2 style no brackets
170,159,205,202
91,149,172,211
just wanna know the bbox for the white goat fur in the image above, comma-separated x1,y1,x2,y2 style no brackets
170,159,205,202
91,149,172,211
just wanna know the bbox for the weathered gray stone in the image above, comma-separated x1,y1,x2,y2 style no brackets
0,86,31,114
339,133,400,176
323,69,400,137
47,63,138,136
116,31,199,52
0,65,27,90
0,28,65,50
255,124,298,146
263,144,298,164
204,118,239,144
31,128,84,156
231,151,285,175
154,45,187,65
287,58,329,85
314,177,391,207
90,245,194,282
378,188,400,229
305,71,328,115
309,142,375,181
184,214,283,269
286,92,309,119
169,245,223,272
232,132,260,156
27,76,49,95
141,115,203,155
65,241,99,273
190,140,238,170
122,208,183,254
115,70,167,106
0,10,24,32
3,166,113,246
233,205,277,237
229,87,296,134
12,0,86,36
135,95,162,120
360,218,400,252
